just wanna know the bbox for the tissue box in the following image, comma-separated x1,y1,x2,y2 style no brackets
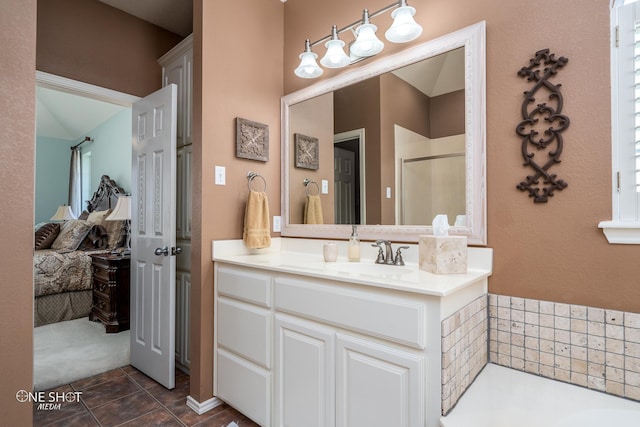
419,235,467,274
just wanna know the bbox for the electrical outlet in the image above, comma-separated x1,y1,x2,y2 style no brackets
215,166,226,185
322,180,329,194
386,187,392,198
273,216,281,232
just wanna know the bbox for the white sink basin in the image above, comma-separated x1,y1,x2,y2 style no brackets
324,262,413,277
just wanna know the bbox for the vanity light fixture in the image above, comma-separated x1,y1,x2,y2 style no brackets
320,25,351,68
294,0,423,78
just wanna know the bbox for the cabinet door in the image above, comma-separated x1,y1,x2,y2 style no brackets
336,333,425,427
176,145,192,240
275,314,335,427
175,271,191,371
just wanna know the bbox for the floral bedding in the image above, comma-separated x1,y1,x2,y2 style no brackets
33,249,108,298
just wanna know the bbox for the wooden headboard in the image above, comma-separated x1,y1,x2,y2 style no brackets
85,175,126,212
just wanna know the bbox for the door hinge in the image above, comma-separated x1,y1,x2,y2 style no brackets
617,171,621,192
616,25,619,48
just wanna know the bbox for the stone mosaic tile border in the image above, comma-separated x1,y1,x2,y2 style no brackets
441,295,488,414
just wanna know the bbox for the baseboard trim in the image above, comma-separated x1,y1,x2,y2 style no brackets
186,395,224,415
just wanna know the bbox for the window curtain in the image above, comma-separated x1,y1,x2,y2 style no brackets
69,147,82,217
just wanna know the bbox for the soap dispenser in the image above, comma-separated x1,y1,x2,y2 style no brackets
348,225,360,262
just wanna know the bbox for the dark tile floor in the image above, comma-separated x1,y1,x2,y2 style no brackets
33,366,259,427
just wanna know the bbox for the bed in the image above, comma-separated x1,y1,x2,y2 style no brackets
33,175,127,327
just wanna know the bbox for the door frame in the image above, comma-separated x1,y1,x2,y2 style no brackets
36,71,140,107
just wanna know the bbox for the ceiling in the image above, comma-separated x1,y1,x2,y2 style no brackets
37,0,193,142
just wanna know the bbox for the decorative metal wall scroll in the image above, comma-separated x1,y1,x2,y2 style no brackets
516,49,570,203
294,133,319,170
236,117,269,162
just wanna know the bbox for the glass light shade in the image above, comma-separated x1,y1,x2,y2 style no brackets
295,50,323,78
50,205,77,221
351,23,384,57
106,195,131,221
385,5,423,43
320,39,351,68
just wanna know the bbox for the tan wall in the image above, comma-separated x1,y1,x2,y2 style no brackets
191,0,284,402
431,89,465,138
0,0,36,425
284,0,640,313
290,93,335,224
36,0,182,97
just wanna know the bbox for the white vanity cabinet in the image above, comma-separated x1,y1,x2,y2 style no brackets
214,260,455,427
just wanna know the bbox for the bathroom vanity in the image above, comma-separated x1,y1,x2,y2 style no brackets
213,238,492,427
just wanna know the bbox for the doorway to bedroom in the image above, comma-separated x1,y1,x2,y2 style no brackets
34,72,135,390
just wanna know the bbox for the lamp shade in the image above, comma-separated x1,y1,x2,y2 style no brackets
385,5,423,43
50,205,77,221
106,195,131,221
351,23,384,57
320,25,351,69
295,39,323,79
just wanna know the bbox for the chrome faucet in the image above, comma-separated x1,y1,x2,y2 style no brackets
372,240,409,266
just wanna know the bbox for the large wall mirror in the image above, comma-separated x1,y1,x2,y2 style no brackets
281,21,486,245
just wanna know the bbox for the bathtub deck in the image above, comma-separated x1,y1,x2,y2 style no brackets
440,363,640,427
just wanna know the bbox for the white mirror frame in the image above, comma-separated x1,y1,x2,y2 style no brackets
281,21,486,245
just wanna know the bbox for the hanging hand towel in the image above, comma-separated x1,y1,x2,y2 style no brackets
243,190,271,249
304,194,324,224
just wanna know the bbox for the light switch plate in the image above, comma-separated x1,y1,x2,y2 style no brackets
273,216,281,232
322,180,329,194
386,187,392,198
215,166,226,185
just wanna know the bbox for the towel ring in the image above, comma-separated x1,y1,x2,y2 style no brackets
247,171,267,192
303,178,320,196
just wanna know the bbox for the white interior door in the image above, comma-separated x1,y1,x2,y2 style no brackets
130,84,177,389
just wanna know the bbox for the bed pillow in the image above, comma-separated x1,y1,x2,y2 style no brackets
51,220,93,251
34,223,60,250
87,209,112,226
104,220,126,249
78,210,90,220
77,225,109,250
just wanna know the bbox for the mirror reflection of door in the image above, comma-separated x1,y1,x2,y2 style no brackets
334,141,358,224
334,129,366,225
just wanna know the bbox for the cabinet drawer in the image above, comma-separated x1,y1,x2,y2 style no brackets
275,277,426,349
217,265,271,308
217,349,271,427
92,279,112,300
92,265,112,282
217,297,271,369
92,293,112,321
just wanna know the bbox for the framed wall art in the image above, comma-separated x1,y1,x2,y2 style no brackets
294,133,319,170
236,117,269,162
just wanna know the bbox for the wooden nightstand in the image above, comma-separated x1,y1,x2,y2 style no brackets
89,253,130,333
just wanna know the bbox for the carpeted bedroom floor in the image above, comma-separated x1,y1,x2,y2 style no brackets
33,317,130,391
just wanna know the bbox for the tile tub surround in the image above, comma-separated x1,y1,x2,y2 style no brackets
441,295,488,414
488,293,640,402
